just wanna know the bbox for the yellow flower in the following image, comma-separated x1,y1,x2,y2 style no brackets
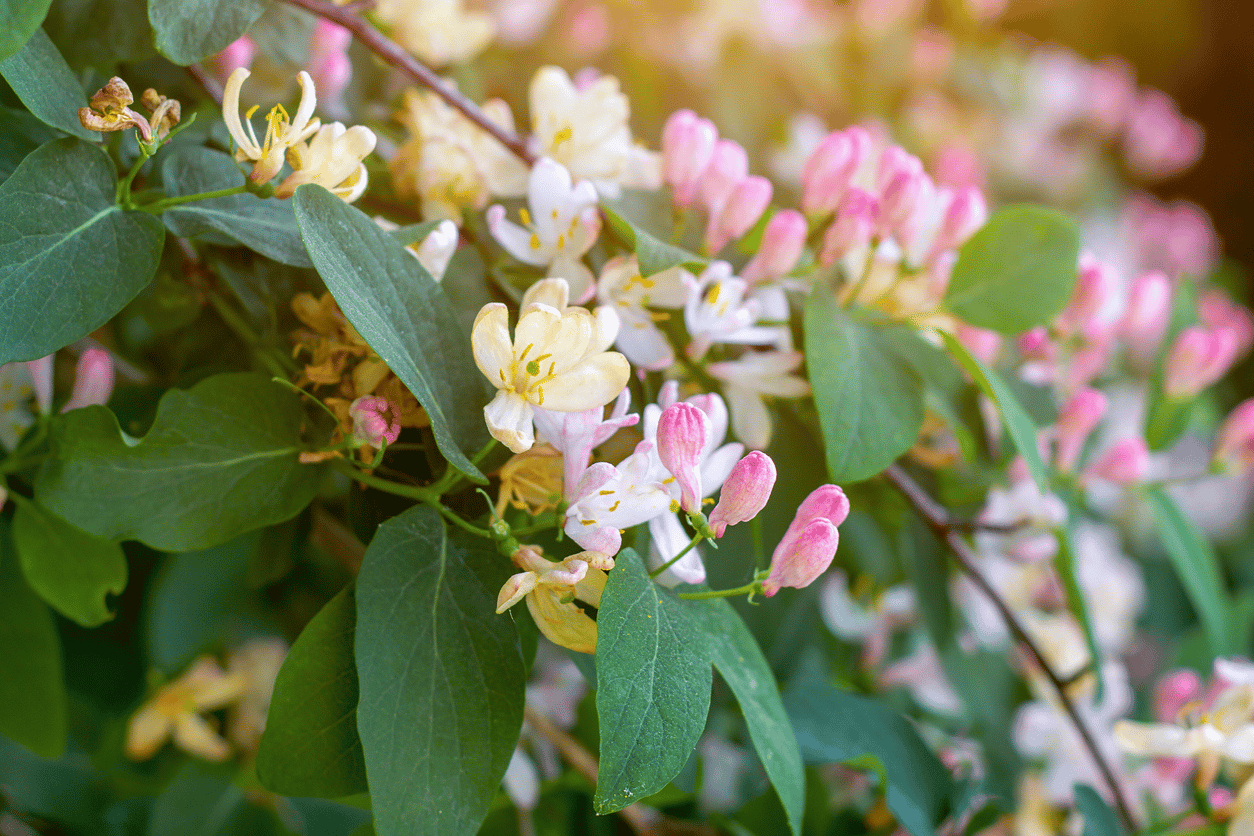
276,122,377,202
496,443,564,517
496,547,613,654
125,657,248,762
223,68,320,184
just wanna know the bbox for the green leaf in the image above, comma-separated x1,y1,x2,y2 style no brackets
0,137,164,364
0,29,96,138
354,506,524,836
0,519,67,759
1054,520,1106,700
692,598,804,835
594,549,711,813
942,332,1049,491
1146,487,1234,656
42,0,153,71
36,373,321,551
601,204,708,277
1075,785,1126,836
883,328,978,462
0,105,59,184
804,292,925,482
245,1,314,65
150,764,282,836
0,0,52,60
10,496,127,627
1144,281,1199,450
161,146,312,267
294,184,488,481
784,666,954,836
257,585,368,798
148,0,269,65
943,205,1080,334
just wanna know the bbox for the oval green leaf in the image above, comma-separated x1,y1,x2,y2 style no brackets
149,0,269,65
0,0,53,60
0,29,96,139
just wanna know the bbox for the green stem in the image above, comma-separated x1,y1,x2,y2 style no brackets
332,457,435,503
679,581,760,600
649,532,705,578
426,439,497,497
427,501,494,539
140,184,250,214
117,148,151,208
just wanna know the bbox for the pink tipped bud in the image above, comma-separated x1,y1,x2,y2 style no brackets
956,325,1001,367
1018,327,1053,359
662,109,718,207
211,36,257,81
777,484,850,553
310,51,352,103
1199,290,1254,359
697,139,748,215
656,402,709,513
741,210,807,284
1054,388,1107,473
1164,326,1240,398
763,519,840,596
61,348,115,412
1214,399,1254,472
927,186,987,262
818,188,879,266
349,395,401,448
24,355,53,415
1057,255,1117,337
1083,438,1149,485
800,129,868,216
874,146,926,235
1153,669,1202,723
1121,271,1172,360
709,451,777,537
705,175,772,254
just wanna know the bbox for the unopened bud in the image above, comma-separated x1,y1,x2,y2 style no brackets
1198,290,1254,359
1214,399,1254,472
662,109,718,207
1164,326,1239,398
1123,88,1203,180
349,395,402,448
741,210,806,284
818,187,878,266
211,36,258,81
24,355,52,415
697,139,748,215
800,128,868,217
62,348,115,412
1083,438,1149,485
1121,271,1171,361
1054,388,1107,473
705,175,772,254
763,518,841,597
874,146,926,235
927,186,987,262
656,402,709,513
708,451,777,537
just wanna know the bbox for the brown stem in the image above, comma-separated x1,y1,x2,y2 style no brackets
881,464,1138,833
277,0,535,165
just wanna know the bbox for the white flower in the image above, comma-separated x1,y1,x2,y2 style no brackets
563,439,673,556
375,0,495,67
1114,682,1254,765
528,66,662,198
1073,522,1144,656
0,362,37,452
707,350,811,449
415,219,459,281
223,68,320,184
276,121,376,201
683,262,783,359
820,569,916,667
974,478,1068,563
487,158,600,301
596,256,690,370
879,643,963,716
472,279,628,453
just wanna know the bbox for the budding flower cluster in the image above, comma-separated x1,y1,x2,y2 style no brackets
763,485,849,596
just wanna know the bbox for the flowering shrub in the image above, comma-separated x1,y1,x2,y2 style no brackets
0,1,1250,835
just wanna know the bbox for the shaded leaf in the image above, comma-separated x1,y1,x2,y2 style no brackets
1075,785,1126,836
0,28,95,138
0,0,52,60
601,204,708,277
149,0,269,65
0,138,163,363
36,373,321,551
43,0,152,71
1055,519,1106,699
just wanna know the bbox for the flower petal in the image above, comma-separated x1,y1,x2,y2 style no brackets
537,352,630,411
472,303,514,385
525,588,599,654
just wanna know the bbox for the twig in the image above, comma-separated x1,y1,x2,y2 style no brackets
277,0,535,165
881,463,1138,832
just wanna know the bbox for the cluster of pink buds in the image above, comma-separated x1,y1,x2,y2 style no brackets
661,110,772,253
349,395,401,449
763,485,849,596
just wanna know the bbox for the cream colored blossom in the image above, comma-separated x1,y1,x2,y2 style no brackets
277,121,376,201
125,657,247,762
390,87,527,221
227,637,288,752
496,546,613,654
473,279,627,453
528,66,661,197
375,0,495,67
223,68,320,184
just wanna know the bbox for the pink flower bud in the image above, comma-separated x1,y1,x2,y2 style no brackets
1164,326,1240,398
211,36,257,82
1214,399,1254,472
818,188,879,266
708,451,777,537
1121,271,1172,360
61,348,115,412
662,109,718,207
927,186,987,263
24,355,53,414
656,402,709,513
1083,438,1149,485
773,484,850,564
874,146,926,235
1057,255,1116,337
1123,88,1203,180
349,395,401,448
763,519,840,597
800,129,867,216
1153,669,1202,723
705,175,772,254
1198,290,1254,359
697,139,748,216
956,325,1001,367
741,210,806,284
311,18,352,54
1054,388,1107,473
1018,327,1053,359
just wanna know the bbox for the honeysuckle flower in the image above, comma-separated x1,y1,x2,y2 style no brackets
533,385,638,497
879,642,963,716
698,139,749,217
563,439,672,556
707,350,811,450
662,109,718,207
1123,88,1203,180
1072,522,1145,655
349,395,401,448
0,362,37,452
708,451,776,537
375,0,495,67
78,77,153,141
741,210,807,285
656,402,709,514
1082,437,1150,485
139,88,181,141
684,262,784,360
763,484,849,596
223,68,320,185
704,175,772,254
820,569,916,668
472,283,629,453
226,637,288,751
897,183,987,270
528,66,661,197
874,146,927,236
1199,289,1254,358
1053,388,1107,473
275,121,376,202
495,442,564,517
61,348,114,412
818,187,880,267
125,656,248,761
974,478,1067,563
415,219,459,281
487,158,601,301
801,128,872,218
502,748,540,813
1215,399,1254,472
496,546,613,654
1164,325,1240,398
390,86,527,221
596,256,689,370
